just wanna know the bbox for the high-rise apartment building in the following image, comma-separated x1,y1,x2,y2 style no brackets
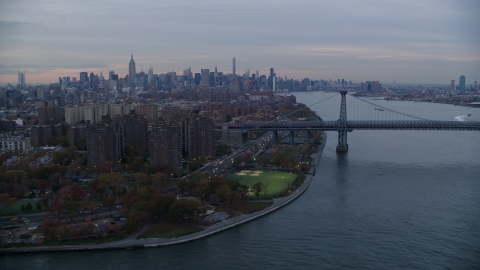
183,116,214,161
128,54,136,87
38,102,62,125
150,121,182,176
121,110,148,158
134,102,158,123
451,79,455,91
30,125,53,147
86,115,122,167
67,125,86,149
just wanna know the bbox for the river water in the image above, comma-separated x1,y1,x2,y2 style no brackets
2,92,480,269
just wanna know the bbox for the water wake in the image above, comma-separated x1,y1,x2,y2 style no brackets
454,115,469,121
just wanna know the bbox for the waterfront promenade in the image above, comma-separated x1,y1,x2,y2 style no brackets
0,133,326,255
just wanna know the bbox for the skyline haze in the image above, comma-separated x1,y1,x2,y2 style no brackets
1,0,479,85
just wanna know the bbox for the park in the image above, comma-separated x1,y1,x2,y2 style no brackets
229,170,298,199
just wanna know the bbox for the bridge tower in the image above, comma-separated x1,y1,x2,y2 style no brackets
336,90,348,152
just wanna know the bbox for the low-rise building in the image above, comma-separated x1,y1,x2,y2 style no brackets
0,133,32,153
29,155,54,168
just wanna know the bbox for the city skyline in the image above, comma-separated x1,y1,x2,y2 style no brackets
1,0,479,84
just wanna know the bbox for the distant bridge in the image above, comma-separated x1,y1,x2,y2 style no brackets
234,91,480,152
241,120,480,131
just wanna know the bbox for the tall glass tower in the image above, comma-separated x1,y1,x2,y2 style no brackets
18,71,25,89
459,75,466,92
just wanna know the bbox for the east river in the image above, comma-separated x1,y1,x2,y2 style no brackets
2,91,480,269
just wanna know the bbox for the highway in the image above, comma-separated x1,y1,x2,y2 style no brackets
199,131,274,176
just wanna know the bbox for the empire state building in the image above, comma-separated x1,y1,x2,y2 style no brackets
128,54,136,87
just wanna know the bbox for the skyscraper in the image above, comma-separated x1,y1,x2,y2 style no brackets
194,73,201,85
458,75,466,92
232,58,236,75
129,54,136,87
268,68,275,90
201,69,210,87
450,79,455,91
18,71,25,89
80,72,88,83
148,66,153,85
90,73,95,87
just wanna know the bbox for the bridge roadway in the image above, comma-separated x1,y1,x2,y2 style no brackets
240,120,480,131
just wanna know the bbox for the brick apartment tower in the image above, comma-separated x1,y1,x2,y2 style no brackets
86,115,122,167
38,101,62,125
183,116,215,161
121,110,148,158
150,121,182,176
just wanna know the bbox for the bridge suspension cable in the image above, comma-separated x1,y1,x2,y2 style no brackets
348,94,429,121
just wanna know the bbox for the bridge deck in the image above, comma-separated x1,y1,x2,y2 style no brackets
239,121,480,131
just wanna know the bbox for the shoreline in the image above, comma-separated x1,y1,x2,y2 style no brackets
0,132,327,255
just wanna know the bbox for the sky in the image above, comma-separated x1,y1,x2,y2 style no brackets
0,0,479,85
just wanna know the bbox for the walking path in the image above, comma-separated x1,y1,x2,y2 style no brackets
0,133,327,255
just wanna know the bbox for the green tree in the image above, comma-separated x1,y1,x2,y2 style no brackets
131,173,149,189
26,202,33,212
65,201,80,222
122,210,143,233
91,172,126,198
272,152,283,168
194,179,211,201
262,181,270,199
244,152,253,164
188,200,207,222
151,172,168,188
103,197,116,217
238,184,250,213
54,135,69,147
0,193,17,215
252,182,263,199
168,200,187,221
124,144,139,163
216,143,230,157
128,157,146,173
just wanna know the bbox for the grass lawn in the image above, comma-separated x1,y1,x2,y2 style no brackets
138,222,203,239
229,170,297,199
0,200,44,217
